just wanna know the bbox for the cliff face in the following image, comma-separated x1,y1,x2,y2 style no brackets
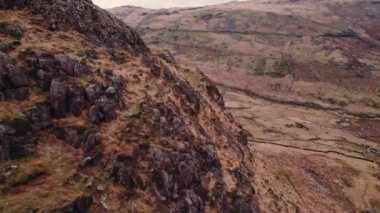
0,0,258,212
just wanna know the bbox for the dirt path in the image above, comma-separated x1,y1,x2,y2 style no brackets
221,87,380,213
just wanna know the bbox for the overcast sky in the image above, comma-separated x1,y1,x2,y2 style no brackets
92,0,239,9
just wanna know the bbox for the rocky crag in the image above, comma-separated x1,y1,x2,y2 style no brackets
0,0,258,212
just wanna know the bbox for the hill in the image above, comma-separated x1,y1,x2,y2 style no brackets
110,0,380,104
0,0,258,212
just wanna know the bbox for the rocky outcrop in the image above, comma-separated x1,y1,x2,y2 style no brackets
21,49,125,122
88,96,117,124
54,126,102,152
25,103,52,130
206,83,225,109
122,99,193,142
22,49,87,89
1,0,149,57
0,118,37,160
50,79,68,119
0,42,17,52
0,22,23,39
0,51,29,100
174,79,202,116
149,146,218,205
111,153,144,194
67,84,86,117
49,79,88,119
159,50,177,65
54,54,86,77
96,68,125,108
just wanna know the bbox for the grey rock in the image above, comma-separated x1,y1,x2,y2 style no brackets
54,54,85,76
5,64,29,87
0,119,37,160
4,87,29,100
50,79,68,118
36,69,53,91
0,22,23,39
25,104,52,130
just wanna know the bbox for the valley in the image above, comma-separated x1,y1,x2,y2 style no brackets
222,87,380,212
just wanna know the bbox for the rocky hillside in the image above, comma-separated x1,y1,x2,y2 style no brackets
0,1,259,212
110,0,380,110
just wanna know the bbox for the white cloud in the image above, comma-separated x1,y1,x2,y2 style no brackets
92,0,238,9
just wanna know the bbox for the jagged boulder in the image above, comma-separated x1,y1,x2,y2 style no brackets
148,146,224,211
50,79,68,118
206,83,225,109
22,50,87,92
85,83,103,104
22,49,55,72
0,118,37,160
0,41,17,52
111,153,144,194
97,69,125,90
67,84,86,117
54,126,102,152
54,54,85,76
0,22,23,39
36,69,53,91
88,96,117,124
0,52,29,100
159,50,177,65
132,99,193,141
174,79,201,116
97,68,126,108
25,103,52,130
5,64,28,87
49,79,89,119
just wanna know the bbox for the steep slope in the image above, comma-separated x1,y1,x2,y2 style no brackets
0,1,259,212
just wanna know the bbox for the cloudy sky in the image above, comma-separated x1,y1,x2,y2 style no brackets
92,0,239,9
